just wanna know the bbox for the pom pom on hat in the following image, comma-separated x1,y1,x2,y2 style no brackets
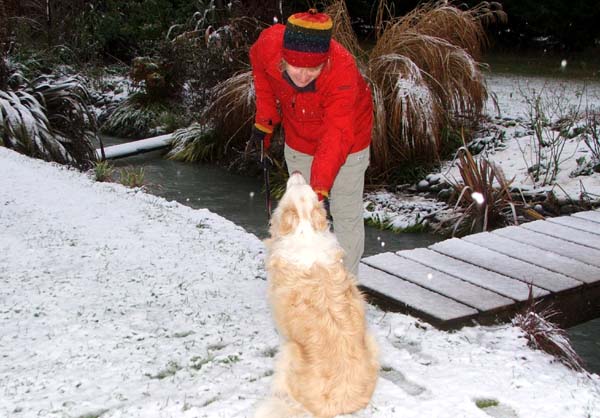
283,9,333,67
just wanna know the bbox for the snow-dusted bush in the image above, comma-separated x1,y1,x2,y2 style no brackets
0,58,98,169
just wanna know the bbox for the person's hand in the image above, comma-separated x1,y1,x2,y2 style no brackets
315,189,332,223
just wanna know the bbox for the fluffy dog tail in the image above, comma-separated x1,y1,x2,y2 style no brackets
254,396,309,418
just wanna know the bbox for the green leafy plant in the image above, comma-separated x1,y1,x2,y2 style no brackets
93,161,114,182
119,166,145,188
475,398,499,409
100,92,171,138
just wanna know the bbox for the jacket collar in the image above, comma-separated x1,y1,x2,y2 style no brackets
282,70,316,92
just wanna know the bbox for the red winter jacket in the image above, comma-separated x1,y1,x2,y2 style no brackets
249,24,373,196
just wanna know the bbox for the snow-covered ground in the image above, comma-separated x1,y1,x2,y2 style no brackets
475,73,600,195
1,128,600,416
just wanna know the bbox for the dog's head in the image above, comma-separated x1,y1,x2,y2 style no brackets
268,171,329,239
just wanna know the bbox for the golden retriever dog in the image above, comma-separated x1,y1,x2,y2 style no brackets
256,172,379,418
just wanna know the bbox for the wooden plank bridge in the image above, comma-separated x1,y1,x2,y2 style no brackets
358,209,600,330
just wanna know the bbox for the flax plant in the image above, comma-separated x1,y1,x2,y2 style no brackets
440,147,540,236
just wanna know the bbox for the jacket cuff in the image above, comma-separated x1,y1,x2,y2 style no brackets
254,123,273,135
253,123,275,149
313,188,329,201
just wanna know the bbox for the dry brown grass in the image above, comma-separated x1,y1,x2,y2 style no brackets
391,1,507,60
513,288,586,373
203,70,256,152
371,31,487,117
364,0,503,181
323,0,365,64
367,52,442,175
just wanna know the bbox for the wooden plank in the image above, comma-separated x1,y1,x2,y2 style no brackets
547,216,600,236
429,238,581,292
494,226,600,269
522,220,600,250
363,253,513,311
463,232,600,284
572,210,600,224
399,247,549,301
358,263,477,325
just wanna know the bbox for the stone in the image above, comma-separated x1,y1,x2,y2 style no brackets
417,180,430,192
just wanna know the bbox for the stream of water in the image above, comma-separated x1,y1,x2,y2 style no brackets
102,140,441,256
101,136,599,375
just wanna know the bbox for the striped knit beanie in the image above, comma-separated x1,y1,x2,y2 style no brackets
283,9,333,67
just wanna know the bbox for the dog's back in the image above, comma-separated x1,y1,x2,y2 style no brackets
267,256,378,418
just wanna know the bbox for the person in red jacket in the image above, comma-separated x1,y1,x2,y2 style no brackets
249,9,373,276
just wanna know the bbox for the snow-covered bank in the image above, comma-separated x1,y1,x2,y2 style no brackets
1,147,599,418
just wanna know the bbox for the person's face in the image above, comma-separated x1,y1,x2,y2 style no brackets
285,62,324,88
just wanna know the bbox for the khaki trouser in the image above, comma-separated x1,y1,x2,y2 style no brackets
284,143,369,277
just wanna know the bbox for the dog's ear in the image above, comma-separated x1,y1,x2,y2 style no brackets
311,204,328,232
279,205,299,236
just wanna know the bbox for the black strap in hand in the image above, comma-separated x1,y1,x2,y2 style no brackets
244,126,266,161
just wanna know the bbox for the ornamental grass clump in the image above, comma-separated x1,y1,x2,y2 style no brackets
513,289,586,372
363,0,504,182
202,71,256,153
167,122,221,162
93,160,114,182
169,71,256,165
119,167,145,189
